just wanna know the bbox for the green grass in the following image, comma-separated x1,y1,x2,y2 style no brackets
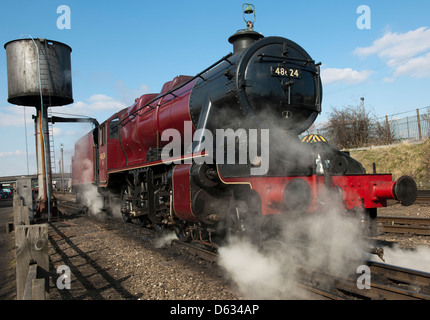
348,139,430,187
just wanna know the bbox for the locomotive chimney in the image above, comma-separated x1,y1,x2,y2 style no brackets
228,30,264,54
228,3,264,54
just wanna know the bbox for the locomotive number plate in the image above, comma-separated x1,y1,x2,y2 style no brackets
271,66,300,78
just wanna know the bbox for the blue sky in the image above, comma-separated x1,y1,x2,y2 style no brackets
1,0,430,176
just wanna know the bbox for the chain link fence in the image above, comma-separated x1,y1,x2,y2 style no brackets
386,108,429,142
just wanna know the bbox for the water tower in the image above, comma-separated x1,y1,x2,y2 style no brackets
4,38,73,219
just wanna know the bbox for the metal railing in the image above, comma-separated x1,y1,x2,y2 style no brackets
312,107,429,147
388,109,429,142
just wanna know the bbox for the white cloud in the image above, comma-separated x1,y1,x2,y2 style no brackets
0,94,127,129
354,26,430,79
0,106,35,127
86,94,127,111
66,94,127,116
320,67,373,85
52,127,62,137
115,80,151,104
139,84,150,93
392,51,430,78
0,149,36,177
0,150,26,158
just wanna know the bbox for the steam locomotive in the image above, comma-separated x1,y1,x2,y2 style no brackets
72,16,417,247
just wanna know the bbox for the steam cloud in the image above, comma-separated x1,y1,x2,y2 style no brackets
213,113,368,299
78,183,122,221
154,231,177,248
371,245,430,273
79,184,104,216
218,197,368,299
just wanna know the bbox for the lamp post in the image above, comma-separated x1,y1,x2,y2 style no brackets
60,143,65,194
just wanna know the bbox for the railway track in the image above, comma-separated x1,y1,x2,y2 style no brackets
368,260,430,293
378,216,430,235
56,197,430,300
168,236,430,300
377,190,430,235
416,189,430,204
336,261,430,300
293,260,430,300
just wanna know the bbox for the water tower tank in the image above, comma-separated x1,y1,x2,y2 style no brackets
4,38,73,106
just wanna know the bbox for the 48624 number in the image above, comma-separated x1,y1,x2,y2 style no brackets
272,67,300,78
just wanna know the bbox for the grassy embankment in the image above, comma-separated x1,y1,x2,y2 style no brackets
348,139,430,188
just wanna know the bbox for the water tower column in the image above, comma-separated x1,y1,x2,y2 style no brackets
34,106,53,214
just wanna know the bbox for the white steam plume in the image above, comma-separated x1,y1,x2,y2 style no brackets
78,181,122,220
154,232,177,248
79,183,105,218
218,201,368,299
371,245,430,273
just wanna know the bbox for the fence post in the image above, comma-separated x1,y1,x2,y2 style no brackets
385,115,391,144
417,109,422,140
32,278,46,300
15,224,49,300
13,193,23,207
14,205,30,227
15,178,35,223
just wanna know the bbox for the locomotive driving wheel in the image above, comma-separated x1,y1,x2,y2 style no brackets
120,186,132,222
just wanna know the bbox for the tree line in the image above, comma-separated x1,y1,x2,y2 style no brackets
315,104,395,149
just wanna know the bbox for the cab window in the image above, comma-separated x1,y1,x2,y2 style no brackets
99,125,106,146
109,118,119,139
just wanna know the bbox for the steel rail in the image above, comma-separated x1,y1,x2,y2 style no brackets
378,216,430,235
368,260,430,291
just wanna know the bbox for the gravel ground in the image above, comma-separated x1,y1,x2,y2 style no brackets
49,197,240,300
378,200,430,218
377,201,430,249
1,192,429,300
48,193,430,300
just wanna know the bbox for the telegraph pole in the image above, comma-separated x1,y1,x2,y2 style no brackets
60,143,65,195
